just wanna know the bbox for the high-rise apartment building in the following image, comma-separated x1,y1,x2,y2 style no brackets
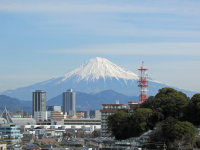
62,89,76,117
100,101,126,137
32,90,46,118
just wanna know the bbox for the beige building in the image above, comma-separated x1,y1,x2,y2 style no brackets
75,112,85,118
51,112,67,120
51,111,67,125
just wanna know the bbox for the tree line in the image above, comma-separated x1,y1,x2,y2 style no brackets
107,87,200,149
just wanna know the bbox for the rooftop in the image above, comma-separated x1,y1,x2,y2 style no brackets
0,118,36,126
102,104,126,106
36,139,57,143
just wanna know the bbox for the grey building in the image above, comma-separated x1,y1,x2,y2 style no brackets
90,110,101,119
32,90,46,117
47,106,62,112
62,89,76,117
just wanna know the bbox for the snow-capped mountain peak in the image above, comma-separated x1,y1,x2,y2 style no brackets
2,57,195,101
61,57,139,82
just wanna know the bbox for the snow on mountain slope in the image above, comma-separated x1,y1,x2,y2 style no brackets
1,57,195,100
59,57,139,82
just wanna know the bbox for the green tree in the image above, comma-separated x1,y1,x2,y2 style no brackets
141,88,189,120
107,88,198,146
186,93,200,125
140,96,164,124
140,96,155,109
107,110,131,140
108,108,153,139
155,88,189,119
131,108,153,137
148,117,197,149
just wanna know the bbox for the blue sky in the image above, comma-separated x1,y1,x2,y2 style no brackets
0,0,200,93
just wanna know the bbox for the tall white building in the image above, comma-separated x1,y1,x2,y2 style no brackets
62,89,76,117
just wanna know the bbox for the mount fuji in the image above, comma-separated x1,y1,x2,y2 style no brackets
2,57,194,101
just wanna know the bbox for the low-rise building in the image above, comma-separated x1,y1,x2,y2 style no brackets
76,111,89,118
128,101,139,110
64,118,101,130
36,120,51,125
128,101,139,114
0,125,20,139
51,111,66,125
47,106,62,119
76,112,85,118
0,118,36,126
51,112,66,120
24,118,101,133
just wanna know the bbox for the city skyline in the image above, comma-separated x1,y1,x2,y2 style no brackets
0,0,200,93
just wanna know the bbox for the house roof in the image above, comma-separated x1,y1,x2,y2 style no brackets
100,110,118,113
102,104,126,106
36,139,57,143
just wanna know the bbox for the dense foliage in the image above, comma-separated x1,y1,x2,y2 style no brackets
148,117,197,149
141,88,189,120
186,94,200,125
131,108,153,137
107,108,154,140
107,88,199,149
107,110,131,140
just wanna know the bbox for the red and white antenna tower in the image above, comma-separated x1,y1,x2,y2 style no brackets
138,61,148,103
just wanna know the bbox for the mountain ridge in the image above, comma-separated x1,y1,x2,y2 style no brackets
47,89,138,110
0,90,138,112
0,95,31,113
1,57,196,100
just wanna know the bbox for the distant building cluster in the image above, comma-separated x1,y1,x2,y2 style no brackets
0,88,140,149
32,89,101,123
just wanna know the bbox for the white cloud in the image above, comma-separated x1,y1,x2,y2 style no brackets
0,0,200,15
43,42,200,56
1,0,199,39
35,17,200,38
